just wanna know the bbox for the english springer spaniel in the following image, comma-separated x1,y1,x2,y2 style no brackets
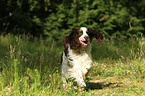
61,27,103,88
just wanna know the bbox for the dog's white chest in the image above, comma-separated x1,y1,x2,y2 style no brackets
69,50,92,69
67,45,92,73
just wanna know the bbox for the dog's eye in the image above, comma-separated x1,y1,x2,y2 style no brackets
81,31,83,34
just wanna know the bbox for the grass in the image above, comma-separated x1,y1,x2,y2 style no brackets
0,34,145,96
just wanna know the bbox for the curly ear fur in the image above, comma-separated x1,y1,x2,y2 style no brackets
69,27,82,49
87,28,103,44
62,27,82,50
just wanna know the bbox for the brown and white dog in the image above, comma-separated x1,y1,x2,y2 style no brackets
61,27,103,88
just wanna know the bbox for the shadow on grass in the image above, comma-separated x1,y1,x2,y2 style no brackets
86,81,119,90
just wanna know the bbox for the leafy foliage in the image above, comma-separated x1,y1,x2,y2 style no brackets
0,0,145,40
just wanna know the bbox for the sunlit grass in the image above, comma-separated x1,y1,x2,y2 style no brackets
0,34,145,95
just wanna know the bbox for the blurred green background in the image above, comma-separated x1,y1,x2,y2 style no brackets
0,0,145,40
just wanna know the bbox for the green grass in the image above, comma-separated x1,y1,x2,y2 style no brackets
0,34,145,96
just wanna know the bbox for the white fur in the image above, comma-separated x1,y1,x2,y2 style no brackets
79,27,88,41
61,44,92,87
61,28,92,87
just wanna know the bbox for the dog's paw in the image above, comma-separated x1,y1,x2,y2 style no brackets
81,82,86,88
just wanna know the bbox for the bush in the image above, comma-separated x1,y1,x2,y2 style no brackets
0,0,145,40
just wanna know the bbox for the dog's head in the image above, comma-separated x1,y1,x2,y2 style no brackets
63,27,103,50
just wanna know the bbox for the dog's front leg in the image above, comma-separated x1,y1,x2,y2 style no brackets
75,70,86,88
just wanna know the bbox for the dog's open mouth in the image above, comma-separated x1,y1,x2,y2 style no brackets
80,40,88,46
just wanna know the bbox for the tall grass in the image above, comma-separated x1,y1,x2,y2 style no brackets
0,34,145,95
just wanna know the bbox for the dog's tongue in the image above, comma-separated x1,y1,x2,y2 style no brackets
80,40,87,46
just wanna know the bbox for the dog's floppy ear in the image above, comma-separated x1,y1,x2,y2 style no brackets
69,27,82,49
63,27,78,48
87,28,103,44
63,27,82,50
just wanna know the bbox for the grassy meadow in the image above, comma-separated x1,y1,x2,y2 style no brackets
0,34,145,96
